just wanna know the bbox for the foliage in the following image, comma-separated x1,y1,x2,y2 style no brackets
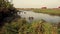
0,0,59,34
0,0,19,27
1,19,58,34
33,9,60,16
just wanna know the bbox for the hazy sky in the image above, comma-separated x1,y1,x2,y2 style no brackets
12,0,60,8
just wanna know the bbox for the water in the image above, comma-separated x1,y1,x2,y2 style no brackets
17,10,60,24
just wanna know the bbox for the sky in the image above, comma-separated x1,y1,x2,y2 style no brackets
11,0,60,8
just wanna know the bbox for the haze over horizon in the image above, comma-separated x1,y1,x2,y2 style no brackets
11,0,60,8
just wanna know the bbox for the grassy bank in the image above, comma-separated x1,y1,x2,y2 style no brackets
33,9,60,16
0,18,59,34
17,8,60,16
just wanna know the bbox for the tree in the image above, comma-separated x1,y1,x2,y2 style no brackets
58,6,60,8
41,7,47,9
0,0,19,28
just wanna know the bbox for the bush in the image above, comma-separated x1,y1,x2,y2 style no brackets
0,0,19,27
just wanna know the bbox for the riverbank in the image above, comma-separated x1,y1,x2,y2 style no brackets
17,8,60,16
33,9,60,16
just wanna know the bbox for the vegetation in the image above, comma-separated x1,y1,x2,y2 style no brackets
0,0,19,27
33,9,60,16
17,8,60,16
0,0,60,34
0,19,58,34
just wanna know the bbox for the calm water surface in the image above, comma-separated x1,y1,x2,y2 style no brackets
17,10,60,23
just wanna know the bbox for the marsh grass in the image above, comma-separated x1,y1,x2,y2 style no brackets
33,9,60,16
0,19,58,34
